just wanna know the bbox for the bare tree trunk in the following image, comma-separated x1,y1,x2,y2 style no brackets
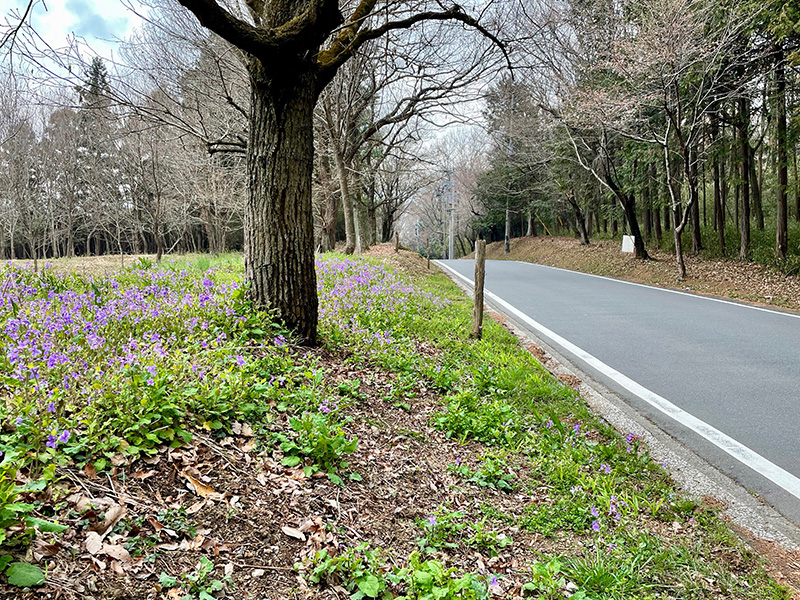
688,147,702,254
332,147,356,255
738,97,751,261
710,111,725,255
526,209,537,236
775,43,788,260
794,148,799,222
245,61,318,344
665,144,686,279
751,145,764,231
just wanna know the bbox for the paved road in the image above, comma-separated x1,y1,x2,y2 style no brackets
439,259,800,523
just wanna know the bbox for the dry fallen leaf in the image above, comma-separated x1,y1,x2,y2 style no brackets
158,543,180,551
85,531,104,555
95,504,127,536
181,471,224,501
281,526,306,541
83,463,98,480
186,500,206,515
103,543,132,564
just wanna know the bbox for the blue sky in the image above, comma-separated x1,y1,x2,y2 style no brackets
0,0,140,53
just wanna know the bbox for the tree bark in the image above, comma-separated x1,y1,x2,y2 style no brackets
794,149,799,222
710,111,725,255
332,145,356,255
526,209,537,236
775,43,788,260
245,60,319,344
689,147,702,254
738,97,751,261
751,145,764,231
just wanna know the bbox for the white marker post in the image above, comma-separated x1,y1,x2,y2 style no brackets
621,235,635,253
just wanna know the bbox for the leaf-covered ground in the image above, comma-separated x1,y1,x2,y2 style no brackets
0,249,796,600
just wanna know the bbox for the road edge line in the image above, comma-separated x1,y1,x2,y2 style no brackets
436,260,800,501
511,260,800,320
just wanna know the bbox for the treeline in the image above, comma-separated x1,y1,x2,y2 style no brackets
0,57,245,264
0,0,473,264
471,0,800,276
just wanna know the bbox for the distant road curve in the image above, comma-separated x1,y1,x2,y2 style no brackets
438,259,800,524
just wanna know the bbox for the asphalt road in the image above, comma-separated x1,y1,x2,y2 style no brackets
439,259,800,523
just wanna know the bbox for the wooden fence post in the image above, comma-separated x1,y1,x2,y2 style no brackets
395,231,400,253
472,239,486,339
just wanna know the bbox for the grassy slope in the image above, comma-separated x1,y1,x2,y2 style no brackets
0,250,793,599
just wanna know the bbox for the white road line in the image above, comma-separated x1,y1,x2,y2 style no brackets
511,260,800,320
436,260,800,500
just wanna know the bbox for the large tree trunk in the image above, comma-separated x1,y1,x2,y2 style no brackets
245,61,319,344
775,43,788,260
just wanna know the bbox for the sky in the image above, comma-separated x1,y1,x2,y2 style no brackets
0,0,141,58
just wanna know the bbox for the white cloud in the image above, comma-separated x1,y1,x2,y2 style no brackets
1,0,141,57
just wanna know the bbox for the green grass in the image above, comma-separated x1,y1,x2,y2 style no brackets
0,251,790,599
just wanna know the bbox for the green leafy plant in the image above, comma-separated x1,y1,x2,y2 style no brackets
466,521,512,556
449,453,516,491
416,510,465,553
159,556,231,600
274,411,358,484
394,553,487,600
302,543,390,599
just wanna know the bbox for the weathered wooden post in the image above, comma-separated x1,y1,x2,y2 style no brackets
472,239,486,339
395,231,400,253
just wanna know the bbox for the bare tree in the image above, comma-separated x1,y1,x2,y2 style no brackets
172,0,507,343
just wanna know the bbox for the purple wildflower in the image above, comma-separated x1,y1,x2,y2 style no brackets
58,429,70,443
427,516,437,527
591,520,600,532
590,506,599,517
45,434,57,449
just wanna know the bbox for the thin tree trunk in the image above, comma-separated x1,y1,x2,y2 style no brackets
775,43,788,259
710,111,725,255
751,145,764,231
332,147,356,255
738,97,751,261
688,147,702,254
794,148,799,222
